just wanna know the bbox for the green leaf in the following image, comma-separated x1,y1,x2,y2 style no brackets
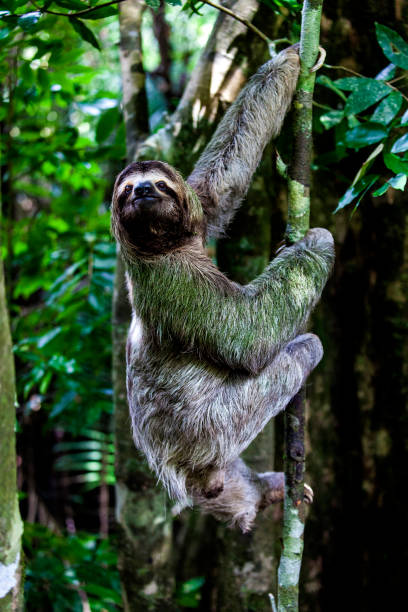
334,174,379,213
383,151,408,174
80,6,118,19
37,327,62,349
55,0,86,9
353,143,384,184
375,63,397,81
345,122,388,149
317,75,347,101
391,133,408,154
69,17,100,50
180,576,205,594
145,0,160,9
386,173,407,189
17,11,41,32
371,91,403,124
344,79,390,115
400,109,408,125
333,77,361,91
375,23,408,69
320,110,344,130
95,106,119,143
83,583,122,604
373,173,407,197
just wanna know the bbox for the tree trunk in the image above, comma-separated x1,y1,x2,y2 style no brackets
0,259,24,611
114,2,176,610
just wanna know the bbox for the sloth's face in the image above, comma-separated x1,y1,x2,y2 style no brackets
112,160,204,257
116,168,180,224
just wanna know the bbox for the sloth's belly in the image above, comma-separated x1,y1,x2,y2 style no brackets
126,314,230,406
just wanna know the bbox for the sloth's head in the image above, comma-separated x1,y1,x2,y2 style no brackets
111,160,205,259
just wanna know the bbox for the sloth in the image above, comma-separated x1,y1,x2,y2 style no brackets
111,46,335,532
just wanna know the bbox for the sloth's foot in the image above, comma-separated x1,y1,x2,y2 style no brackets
258,471,314,508
201,468,225,499
303,483,314,504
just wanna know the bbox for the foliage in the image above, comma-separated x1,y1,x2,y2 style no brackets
24,523,121,611
316,23,408,212
181,0,301,17
0,2,123,433
54,429,115,490
175,576,205,608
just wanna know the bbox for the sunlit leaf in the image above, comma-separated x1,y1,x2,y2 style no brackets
333,77,361,91
320,110,344,130
400,108,408,125
375,63,396,81
344,79,390,115
391,133,408,154
37,327,62,349
372,173,407,196
17,11,41,32
371,91,403,124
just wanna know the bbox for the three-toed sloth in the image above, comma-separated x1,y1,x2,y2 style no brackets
111,46,334,532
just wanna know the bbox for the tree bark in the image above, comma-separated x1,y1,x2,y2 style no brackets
278,3,323,610
0,259,24,611
114,2,176,610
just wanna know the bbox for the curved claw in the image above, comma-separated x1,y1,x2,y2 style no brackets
304,483,314,504
310,46,326,73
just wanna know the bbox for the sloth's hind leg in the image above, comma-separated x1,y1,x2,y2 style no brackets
225,333,323,452
193,458,261,533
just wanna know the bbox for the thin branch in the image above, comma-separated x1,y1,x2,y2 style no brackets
200,0,270,44
277,1,324,610
30,0,126,18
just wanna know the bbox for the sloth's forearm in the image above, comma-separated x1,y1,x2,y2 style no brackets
130,233,333,375
187,48,300,237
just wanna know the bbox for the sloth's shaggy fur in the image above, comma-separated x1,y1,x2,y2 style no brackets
111,47,335,532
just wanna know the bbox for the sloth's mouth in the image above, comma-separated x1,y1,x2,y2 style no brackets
133,195,161,206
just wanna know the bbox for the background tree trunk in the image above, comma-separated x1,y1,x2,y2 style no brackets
0,258,24,611
299,3,408,610
114,2,177,610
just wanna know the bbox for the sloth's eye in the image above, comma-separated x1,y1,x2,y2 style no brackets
124,184,133,195
156,181,167,190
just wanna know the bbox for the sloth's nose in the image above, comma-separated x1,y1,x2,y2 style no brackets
134,181,155,197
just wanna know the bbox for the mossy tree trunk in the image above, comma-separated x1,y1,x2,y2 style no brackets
0,258,24,611
114,2,176,610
